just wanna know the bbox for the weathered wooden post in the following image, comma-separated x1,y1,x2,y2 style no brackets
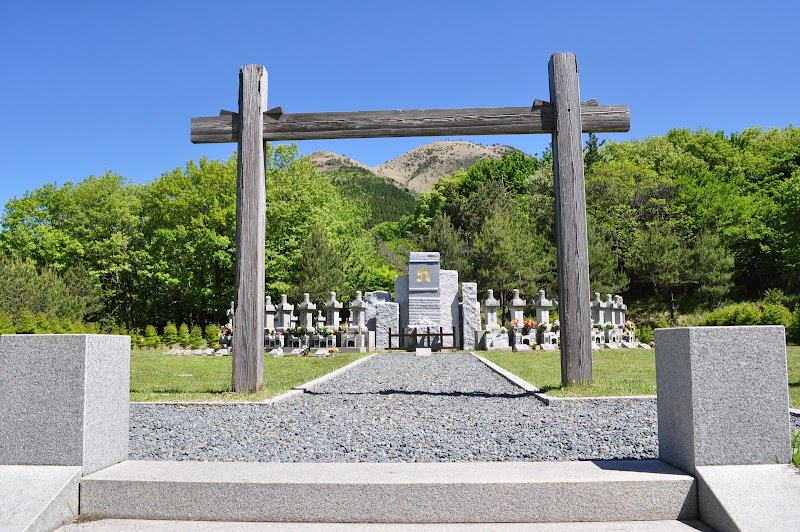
233,65,267,392
549,52,592,385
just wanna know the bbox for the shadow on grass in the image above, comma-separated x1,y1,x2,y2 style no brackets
131,387,231,394
535,385,566,394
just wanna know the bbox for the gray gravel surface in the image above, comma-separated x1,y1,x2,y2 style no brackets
129,353,795,462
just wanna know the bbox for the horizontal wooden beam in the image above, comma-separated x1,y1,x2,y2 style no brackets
190,104,630,144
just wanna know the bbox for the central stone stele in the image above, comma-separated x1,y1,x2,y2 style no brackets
407,252,441,324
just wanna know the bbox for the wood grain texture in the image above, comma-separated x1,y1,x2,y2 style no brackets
549,52,593,386
190,104,630,143
233,65,266,392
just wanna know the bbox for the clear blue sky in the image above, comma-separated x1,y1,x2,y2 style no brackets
1,0,797,209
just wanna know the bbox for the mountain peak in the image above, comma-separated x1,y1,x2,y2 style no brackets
307,141,514,193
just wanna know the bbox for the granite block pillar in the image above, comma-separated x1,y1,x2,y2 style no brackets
375,302,399,349
440,270,459,348
461,282,481,350
365,291,391,331
394,275,409,332
655,326,790,474
0,334,130,474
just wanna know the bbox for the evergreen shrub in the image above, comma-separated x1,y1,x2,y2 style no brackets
204,323,220,346
162,321,178,346
143,325,160,348
189,325,204,349
0,310,15,334
178,323,190,347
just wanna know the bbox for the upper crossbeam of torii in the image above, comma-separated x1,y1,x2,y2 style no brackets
190,52,630,392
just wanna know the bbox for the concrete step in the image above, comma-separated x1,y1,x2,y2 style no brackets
58,519,715,531
0,465,81,532
79,460,697,524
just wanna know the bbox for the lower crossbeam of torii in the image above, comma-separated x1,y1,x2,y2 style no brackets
190,52,630,392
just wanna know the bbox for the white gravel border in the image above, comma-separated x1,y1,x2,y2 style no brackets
470,351,656,405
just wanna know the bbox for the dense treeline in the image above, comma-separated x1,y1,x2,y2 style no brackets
327,166,417,228
1,126,799,340
0,145,396,331
385,127,800,329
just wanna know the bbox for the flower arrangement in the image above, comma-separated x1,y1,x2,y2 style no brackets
538,322,548,330
328,347,338,355
552,320,560,333
302,347,310,356
593,322,602,329
499,326,507,334
317,326,337,337
624,320,636,331
511,318,521,329
604,322,614,330
522,318,536,335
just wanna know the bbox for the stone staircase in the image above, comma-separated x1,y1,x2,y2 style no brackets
55,459,711,530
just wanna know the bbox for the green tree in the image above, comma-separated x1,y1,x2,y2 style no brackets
584,133,605,172
138,156,237,328
588,218,629,295
627,225,690,321
0,257,91,322
204,323,220,346
0,173,144,325
422,212,469,274
162,322,178,346
788,306,800,345
0,310,14,334
690,232,735,309
16,309,37,334
457,150,540,197
178,323,190,347
143,325,160,348
290,225,344,303
189,324,204,349
471,209,555,318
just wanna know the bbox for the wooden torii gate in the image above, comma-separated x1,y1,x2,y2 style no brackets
191,53,630,392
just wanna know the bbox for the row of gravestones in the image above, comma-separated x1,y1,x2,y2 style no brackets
218,253,648,354
219,287,649,355
479,289,651,351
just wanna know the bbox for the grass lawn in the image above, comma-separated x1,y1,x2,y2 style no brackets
130,349,367,402
482,345,800,408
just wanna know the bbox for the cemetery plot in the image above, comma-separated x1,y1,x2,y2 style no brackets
191,53,630,391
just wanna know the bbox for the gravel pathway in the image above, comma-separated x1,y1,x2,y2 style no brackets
129,352,798,463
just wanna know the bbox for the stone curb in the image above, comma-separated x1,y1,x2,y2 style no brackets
470,352,656,406
283,352,377,395
130,353,376,406
470,353,540,395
